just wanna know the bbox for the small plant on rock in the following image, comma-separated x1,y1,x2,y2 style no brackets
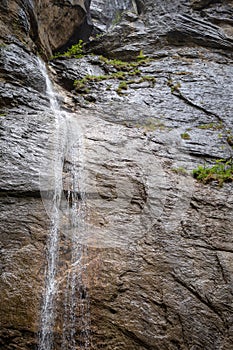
137,50,146,61
116,81,128,94
181,132,190,140
51,40,84,59
192,159,233,186
197,122,223,130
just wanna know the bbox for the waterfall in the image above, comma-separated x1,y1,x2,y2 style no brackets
38,58,90,350
91,0,133,25
108,0,133,18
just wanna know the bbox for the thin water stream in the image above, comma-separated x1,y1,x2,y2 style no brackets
38,58,90,350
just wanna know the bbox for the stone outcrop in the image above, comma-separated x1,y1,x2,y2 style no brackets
90,0,136,33
0,0,92,57
89,0,233,58
0,1,233,349
37,0,93,54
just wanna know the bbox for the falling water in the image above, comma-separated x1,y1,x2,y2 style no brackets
38,58,90,350
91,0,133,25
108,0,133,18
61,119,90,350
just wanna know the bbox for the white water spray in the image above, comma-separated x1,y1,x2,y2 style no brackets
38,58,90,350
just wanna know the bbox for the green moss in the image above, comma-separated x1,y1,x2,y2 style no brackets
181,132,191,140
73,56,156,94
74,74,112,91
167,78,173,86
167,79,181,93
99,56,139,71
118,81,128,89
81,88,91,94
116,81,128,94
99,55,151,71
137,50,147,61
106,84,112,91
142,75,156,82
95,33,105,39
74,71,130,91
111,71,127,79
175,71,193,76
192,159,233,186
73,80,85,90
171,82,181,93
86,74,111,81
128,69,141,76
197,122,223,130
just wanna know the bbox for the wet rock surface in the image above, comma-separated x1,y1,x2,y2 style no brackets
0,0,233,349
0,197,49,350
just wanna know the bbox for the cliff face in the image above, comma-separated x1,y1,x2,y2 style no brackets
89,0,233,58
0,1,233,349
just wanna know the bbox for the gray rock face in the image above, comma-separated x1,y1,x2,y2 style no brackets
0,1,233,349
89,0,233,57
90,0,136,33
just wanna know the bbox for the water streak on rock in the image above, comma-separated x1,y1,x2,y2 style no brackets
37,58,90,350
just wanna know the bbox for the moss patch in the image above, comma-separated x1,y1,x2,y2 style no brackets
181,132,191,140
197,122,223,130
73,58,155,95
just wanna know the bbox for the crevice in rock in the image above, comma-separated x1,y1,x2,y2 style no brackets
141,255,155,266
188,151,225,158
215,253,229,285
93,301,119,315
0,190,41,199
172,274,225,324
194,244,233,254
111,321,157,350
168,81,223,123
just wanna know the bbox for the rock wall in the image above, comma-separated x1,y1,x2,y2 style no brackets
90,0,136,33
89,0,233,58
0,1,233,349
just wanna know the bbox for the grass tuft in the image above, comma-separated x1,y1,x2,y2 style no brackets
192,159,233,186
